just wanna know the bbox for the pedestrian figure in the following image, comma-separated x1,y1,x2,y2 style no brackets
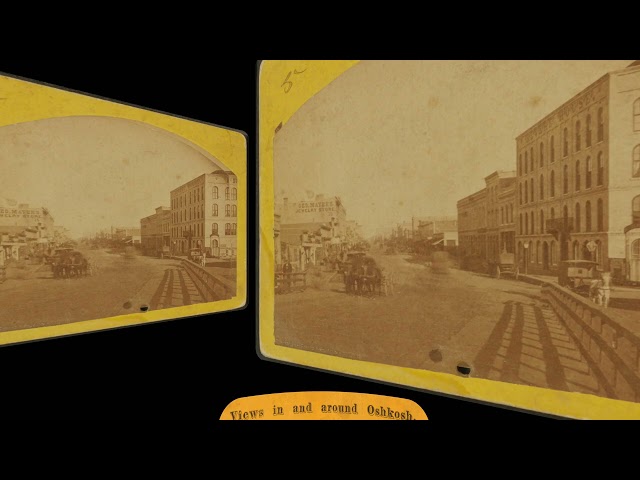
201,251,207,268
283,259,293,293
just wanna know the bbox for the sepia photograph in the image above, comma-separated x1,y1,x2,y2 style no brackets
268,60,640,409
0,76,243,338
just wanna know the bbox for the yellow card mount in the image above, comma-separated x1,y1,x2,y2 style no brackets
0,72,247,346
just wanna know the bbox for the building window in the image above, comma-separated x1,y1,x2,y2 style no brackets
530,211,535,235
501,207,504,225
575,203,581,233
225,187,230,200
212,204,218,216
550,207,555,220
539,174,544,200
212,186,218,199
585,201,592,232
530,147,534,171
231,205,237,216
597,152,604,186
525,213,528,235
586,114,592,147
540,209,545,234
225,223,231,235
519,154,522,175
633,195,640,223
232,188,237,200
550,170,555,197
225,205,231,216
597,107,604,142
524,151,528,174
524,182,528,203
212,223,218,235
563,165,569,194
634,145,640,178
232,223,237,235
575,160,581,191
519,183,523,205
575,120,581,151
539,142,544,167
550,135,555,163
519,214,523,235
530,178,534,202
634,98,640,131
510,204,513,223
563,205,568,230
597,199,604,232
563,127,569,157
585,156,592,188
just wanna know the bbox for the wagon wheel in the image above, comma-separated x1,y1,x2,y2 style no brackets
514,267,520,281
494,265,501,280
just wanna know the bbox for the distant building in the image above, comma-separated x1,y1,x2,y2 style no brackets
0,198,55,260
277,194,356,270
514,61,640,282
140,206,171,256
170,169,238,257
458,170,516,265
112,227,141,245
280,222,332,271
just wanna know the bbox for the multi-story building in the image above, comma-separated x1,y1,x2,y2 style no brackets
140,206,171,257
458,171,516,265
276,194,353,264
0,198,56,259
414,216,458,253
170,169,238,257
515,61,640,282
278,195,347,236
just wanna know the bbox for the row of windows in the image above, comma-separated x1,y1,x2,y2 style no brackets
517,239,602,266
172,204,238,223
500,204,514,225
211,187,238,200
171,186,238,209
519,152,605,205
172,186,204,209
518,199,605,235
487,204,514,227
520,99,640,178
211,223,237,236
519,107,605,175
171,223,238,238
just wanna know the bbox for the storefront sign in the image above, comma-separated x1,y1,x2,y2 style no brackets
295,201,336,214
0,208,43,219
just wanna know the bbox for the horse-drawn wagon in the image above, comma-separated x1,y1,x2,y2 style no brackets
489,252,519,280
342,255,389,296
51,250,91,279
558,259,599,296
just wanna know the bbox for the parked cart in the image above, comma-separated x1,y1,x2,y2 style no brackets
490,252,520,280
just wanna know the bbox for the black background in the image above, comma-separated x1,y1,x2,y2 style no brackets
0,54,559,431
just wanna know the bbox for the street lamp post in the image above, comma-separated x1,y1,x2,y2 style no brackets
523,241,530,275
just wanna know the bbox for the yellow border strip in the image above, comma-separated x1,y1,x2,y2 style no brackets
258,60,640,420
0,74,247,346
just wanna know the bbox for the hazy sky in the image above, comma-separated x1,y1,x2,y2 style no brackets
0,116,224,238
274,60,633,238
